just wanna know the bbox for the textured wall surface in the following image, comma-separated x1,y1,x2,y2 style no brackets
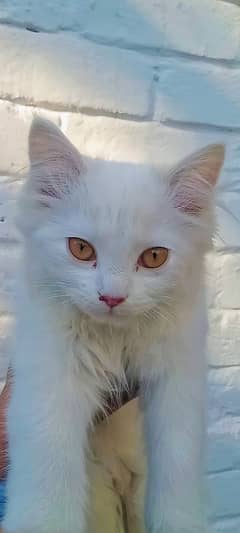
0,1,239,531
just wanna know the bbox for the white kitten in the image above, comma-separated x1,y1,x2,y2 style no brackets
3,118,224,533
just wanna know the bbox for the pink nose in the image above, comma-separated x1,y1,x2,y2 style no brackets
99,294,126,308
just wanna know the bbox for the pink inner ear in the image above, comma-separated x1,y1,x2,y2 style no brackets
29,118,85,203
173,192,203,215
170,165,214,216
39,185,58,198
32,156,82,202
169,144,225,216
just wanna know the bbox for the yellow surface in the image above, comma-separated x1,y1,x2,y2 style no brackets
88,399,145,533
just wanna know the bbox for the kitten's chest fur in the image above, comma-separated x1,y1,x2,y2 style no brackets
69,311,168,390
67,317,143,415
71,318,138,378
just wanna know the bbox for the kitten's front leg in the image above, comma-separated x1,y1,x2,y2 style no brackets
3,313,96,533
4,373,95,533
143,348,206,533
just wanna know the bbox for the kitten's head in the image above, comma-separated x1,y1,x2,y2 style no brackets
18,118,224,326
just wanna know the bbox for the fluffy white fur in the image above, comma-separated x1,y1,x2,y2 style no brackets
3,118,225,533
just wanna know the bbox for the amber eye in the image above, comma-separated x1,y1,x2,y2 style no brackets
68,238,96,262
138,247,169,269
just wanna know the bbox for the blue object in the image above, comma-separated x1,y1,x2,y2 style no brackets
0,480,6,522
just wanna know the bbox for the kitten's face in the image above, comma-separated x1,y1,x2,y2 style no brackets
29,163,188,324
20,119,225,326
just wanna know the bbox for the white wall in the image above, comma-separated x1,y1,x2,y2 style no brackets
0,1,240,531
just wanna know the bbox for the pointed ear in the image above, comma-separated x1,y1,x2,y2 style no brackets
169,144,225,215
28,117,84,199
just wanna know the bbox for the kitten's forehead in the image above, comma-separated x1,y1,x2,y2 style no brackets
82,158,166,214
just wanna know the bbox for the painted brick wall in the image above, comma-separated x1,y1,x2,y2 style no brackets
0,1,240,531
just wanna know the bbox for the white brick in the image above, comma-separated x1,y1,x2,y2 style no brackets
206,253,224,309
0,314,14,381
0,26,152,118
1,98,240,175
0,0,90,32
208,470,240,520
212,517,240,533
0,175,22,242
0,100,62,173
154,59,240,128
66,111,239,170
216,254,240,309
1,1,240,61
0,244,20,314
208,310,240,366
0,100,29,174
208,367,240,418
208,416,240,473
85,0,240,61
207,253,240,310
216,195,240,249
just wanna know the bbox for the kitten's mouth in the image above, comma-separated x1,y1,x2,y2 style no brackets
88,306,130,326
99,310,126,322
